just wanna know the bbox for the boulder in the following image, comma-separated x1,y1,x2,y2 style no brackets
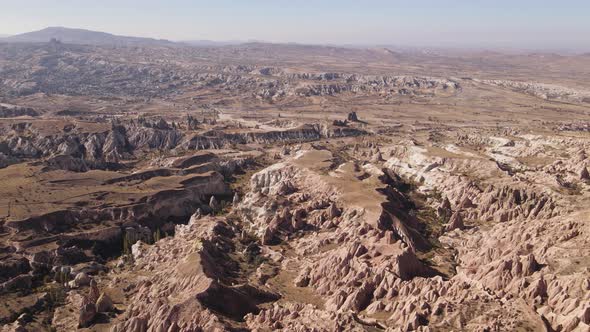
281,146,291,156
261,227,276,246
131,241,147,260
209,196,219,212
73,272,91,287
582,306,590,324
459,196,476,209
437,197,453,221
580,166,590,180
291,209,306,230
371,151,384,162
96,292,114,313
328,203,341,219
445,212,464,232
88,279,100,303
78,302,97,328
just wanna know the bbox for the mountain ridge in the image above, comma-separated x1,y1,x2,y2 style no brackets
0,26,176,46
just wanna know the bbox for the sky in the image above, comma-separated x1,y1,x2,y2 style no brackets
1,0,590,51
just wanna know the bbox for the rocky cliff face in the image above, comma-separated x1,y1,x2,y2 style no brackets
0,119,368,170
0,161,233,323
182,123,367,150
382,137,570,226
8,141,587,331
0,104,39,118
241,148,588,331
478,79,590,104
54,150,442,331
254,75,460,101
440,210,590,329
109,215,279,332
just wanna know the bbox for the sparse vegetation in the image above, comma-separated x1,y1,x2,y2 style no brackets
122,233,132,255
0,23,589,332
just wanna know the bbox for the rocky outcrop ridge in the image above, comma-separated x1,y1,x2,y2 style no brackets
109,213,279,331
5,171,230,234
440,210,590,331
0,104,39,118
31,147,590,331
478,79,590,104
235,154,441,328
181,123,368,150
0,120,367,169
0,170,231,305
254,75,460,101
383,143,565,225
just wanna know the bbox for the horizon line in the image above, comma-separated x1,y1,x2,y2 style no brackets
2,26,589,55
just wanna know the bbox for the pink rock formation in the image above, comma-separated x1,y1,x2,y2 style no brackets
444,211,465,232
62,148,590,331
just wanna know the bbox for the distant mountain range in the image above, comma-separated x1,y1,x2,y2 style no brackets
2,27,587,55
183,40,246,47
0,27,177,46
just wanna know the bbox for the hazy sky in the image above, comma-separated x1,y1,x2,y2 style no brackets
2,0,590,50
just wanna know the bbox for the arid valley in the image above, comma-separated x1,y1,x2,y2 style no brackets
0,27,590,331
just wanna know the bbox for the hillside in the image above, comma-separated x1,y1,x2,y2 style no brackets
1,26,175,46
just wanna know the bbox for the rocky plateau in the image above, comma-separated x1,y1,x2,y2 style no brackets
1,30,590,332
